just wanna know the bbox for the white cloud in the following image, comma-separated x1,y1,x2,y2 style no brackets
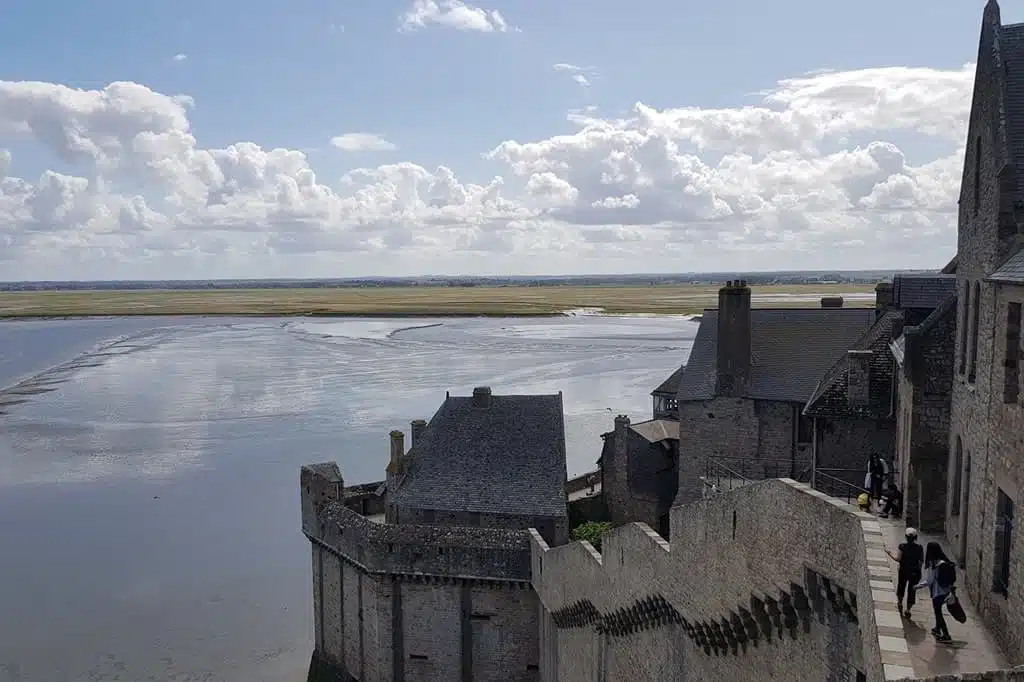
330,133,399,152
172,53,188,62
0,63,976,279
399,0,510,33
553,63,596,88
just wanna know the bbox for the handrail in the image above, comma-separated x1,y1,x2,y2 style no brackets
813,470,869,505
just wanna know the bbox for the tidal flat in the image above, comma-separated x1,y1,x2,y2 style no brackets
0,313,696,681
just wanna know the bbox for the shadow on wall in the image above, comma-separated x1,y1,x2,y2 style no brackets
531,479,911,681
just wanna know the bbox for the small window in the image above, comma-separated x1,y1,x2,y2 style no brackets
969,281,981,382
410,653,429,660
973,136,982,214
951,436,964,516
994,489,1015,596
1005,302,1022,404
470,614,492,621
959,282,970,375
797,414,813,445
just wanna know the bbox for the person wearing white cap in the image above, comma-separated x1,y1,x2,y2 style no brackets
885,527,924,617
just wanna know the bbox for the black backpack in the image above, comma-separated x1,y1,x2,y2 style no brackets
936,560,957,588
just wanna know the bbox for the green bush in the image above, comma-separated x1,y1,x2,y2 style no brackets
571,521,613,551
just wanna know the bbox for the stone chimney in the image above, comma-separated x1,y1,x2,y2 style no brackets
410,419,427,448
716,280,752,397
820,296,844,309
472,386,492,408
875,282,894,318
386,430,405,475
847,350,873,407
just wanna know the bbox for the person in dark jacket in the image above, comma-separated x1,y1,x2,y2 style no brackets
885,527,923,617
917,542,956,642
880,482,903,519
867,453,886,505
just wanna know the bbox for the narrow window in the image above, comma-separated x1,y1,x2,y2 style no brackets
994,489,1015,596
1005,302,1022,404
974,136,982,214
470,614,493,621
797,414,813,445
410,654,429,661
969,281,981,382
951,436,964,516
959,282,970,375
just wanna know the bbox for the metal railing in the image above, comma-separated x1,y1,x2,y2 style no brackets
700,458,753,497
813,470,869,505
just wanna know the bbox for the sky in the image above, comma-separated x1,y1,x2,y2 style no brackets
0,0,1020,281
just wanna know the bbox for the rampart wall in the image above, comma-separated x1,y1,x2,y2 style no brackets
303,463,540,682
531,479,915,681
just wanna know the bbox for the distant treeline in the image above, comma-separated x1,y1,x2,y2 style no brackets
0,271,933,292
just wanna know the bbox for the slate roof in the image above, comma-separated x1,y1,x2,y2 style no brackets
892,274,957,309
652,365,684,395
1000,22,1024,204
989,246,1024,284
388,391,568,518
676,308,876,403
804,310,902,419
628,419,680,443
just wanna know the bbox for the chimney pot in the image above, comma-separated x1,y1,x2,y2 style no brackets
410,419,427,447
388,430,405,474
716,279,752,397
846,350,873,407
820,296,844,309
472,386,492,408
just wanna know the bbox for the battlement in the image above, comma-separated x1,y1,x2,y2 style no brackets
302,462,531,582
531,479,914,680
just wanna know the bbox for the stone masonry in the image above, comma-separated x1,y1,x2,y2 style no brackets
945,0,1024,665
302,462,541,682
531,478,914,681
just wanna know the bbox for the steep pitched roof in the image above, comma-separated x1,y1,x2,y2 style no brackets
892,274,957,309
989,245,1024,284
676,308,876,403
652,364,684,396
389,391,568,518
1000,22,1024,204
804,310,902,418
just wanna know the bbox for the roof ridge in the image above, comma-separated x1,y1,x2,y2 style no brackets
913,294,957,336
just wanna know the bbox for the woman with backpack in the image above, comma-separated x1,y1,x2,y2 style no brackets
916,542,956,642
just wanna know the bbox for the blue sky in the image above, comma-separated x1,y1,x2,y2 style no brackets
0,0,1016,278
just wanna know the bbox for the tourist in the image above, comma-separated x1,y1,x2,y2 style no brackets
866,454,887,508
916,542,956,642
880,482,903,519
857,491,871,512
885,528,923,617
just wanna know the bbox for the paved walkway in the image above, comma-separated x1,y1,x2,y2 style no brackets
876,515,1006,677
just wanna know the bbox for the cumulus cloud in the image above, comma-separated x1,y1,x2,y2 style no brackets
0,63,976,279
399,0,509,33
172,54,187,62
330,133,399,153
553,63,597,88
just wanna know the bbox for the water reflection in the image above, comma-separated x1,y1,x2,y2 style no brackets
0,315,695,681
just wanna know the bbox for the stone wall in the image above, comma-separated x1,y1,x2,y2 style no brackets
302,463,541,681
396,506,568,548
676,398,810,504
898,305,955,533
531,479,913,681
895,671,1024,682
814,416,896,490
947,3,1024,662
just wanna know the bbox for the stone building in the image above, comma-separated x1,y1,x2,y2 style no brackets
803,274,957,497
386,386,569,546
597,414,679,534
673,280,877,503
301,387,569,681
944,0,1024,662
887,275,957,532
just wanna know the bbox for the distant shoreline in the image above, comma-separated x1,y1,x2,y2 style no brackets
0,283,876,320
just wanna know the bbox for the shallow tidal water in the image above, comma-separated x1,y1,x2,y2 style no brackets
0,314,695,681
